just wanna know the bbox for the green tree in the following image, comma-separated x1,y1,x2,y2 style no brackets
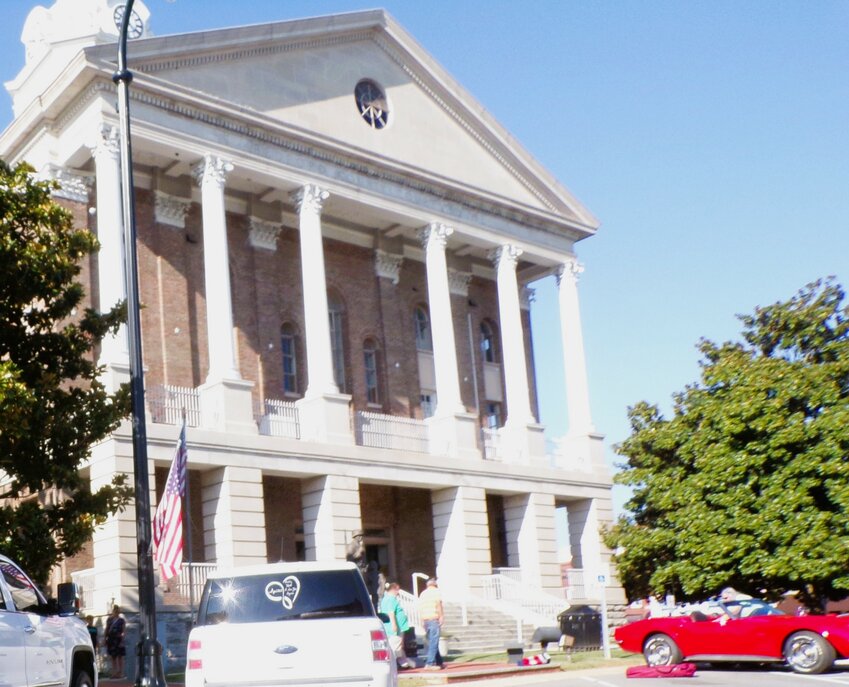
0,160,131,585
605,279,849,611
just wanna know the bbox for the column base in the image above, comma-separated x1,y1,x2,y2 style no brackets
295,393,354,445
557,431,607,473
426,412,481,460
199,377,257,434
498,422,547,464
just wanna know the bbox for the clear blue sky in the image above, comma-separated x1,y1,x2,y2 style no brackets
2,1,847,514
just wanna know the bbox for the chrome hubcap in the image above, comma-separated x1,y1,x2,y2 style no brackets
788,637,820,670
645,637,672,665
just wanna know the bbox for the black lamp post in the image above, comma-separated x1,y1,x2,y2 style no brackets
113,3,167,686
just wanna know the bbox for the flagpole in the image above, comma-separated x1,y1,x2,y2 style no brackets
181,409,196,623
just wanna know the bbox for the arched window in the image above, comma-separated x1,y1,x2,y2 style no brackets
363,338,381,405
328,291,347,393
280,323,299,395
481,320,499,363
414,305,432,351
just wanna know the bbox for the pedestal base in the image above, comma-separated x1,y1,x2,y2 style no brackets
426,412,481,460
295,393,354,445
199,377,257,434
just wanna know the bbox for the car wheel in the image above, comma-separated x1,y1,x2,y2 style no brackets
72,669,94,687
783,631,835,674
643,633,683,666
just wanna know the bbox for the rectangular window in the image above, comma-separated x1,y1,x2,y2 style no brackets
364,349,379,404
420,393,436,419
281,335,297,394
329,310,346,393
485,402,502,429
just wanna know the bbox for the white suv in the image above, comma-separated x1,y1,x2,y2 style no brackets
0,554,97,687
186,561,396,687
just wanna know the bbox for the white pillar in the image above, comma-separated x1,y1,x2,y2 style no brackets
419,223,463,415
91,124,129,389
431,486,492,598
292,184,338,397
503,492,561,592
300,475,362,562
491,244,534,427
201,466,266,567
193,154,240,383
557,260,594,434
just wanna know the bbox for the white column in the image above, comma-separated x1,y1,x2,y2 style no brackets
491,244,534,427
292,185,338,397
419,223,463,415
557,260,595,434
431,486,492,598
300,475,362,562
503,492,561,592
91,124,129,386
201,466,266,567
193,154,240,382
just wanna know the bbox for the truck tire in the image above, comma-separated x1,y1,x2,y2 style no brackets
72,669,94,687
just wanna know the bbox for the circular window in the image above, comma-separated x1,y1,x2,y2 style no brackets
354,79,389,129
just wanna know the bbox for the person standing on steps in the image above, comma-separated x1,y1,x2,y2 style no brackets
380,582,414,669
418,577,444,670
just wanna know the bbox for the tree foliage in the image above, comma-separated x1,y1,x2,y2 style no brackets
0,160,131,585
604,280,849,611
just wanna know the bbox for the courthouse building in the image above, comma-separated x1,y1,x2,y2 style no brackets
1,0,623,617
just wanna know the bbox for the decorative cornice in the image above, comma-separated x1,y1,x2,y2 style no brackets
556,259,584,286
418,222,453,251
192,154,233,189
447,269,472,297
291,184,329,216
154,191,191,229
39,165,91,204
488,243,523,269
62,79,589,241
249,217,283,251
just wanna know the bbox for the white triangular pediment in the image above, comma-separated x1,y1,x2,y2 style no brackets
130,12,593,226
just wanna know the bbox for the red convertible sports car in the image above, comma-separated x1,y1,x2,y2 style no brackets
614,598,849,674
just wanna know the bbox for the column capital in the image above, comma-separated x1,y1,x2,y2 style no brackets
291,184,329,215
556,258,585,285
375,249,403,284
447,268,472,297
192,154,233,189
248,217,283,251
39,164,91,204
91,124,121,161
154,190,191,229
418,222,453,250
488,243,523,268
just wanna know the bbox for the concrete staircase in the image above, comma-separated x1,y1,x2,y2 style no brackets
438,601,540,655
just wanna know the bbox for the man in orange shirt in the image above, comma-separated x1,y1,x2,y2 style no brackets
418,577,444,670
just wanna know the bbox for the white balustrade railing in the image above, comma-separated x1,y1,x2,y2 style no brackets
481,427,501,461
70,568,97,612
148,384,201,427
481,573,568,625
257,398,300,439
397,589,422,632
492,566,522,583
174,562,218,603
355,411,428,453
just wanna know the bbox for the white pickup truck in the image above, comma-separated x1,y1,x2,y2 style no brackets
0,554,97,687
186,560,396,687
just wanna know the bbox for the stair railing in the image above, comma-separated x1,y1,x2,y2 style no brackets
481,573,568,627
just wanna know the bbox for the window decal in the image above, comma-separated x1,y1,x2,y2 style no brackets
265,576,301,610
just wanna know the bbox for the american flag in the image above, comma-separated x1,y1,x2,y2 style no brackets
153,421,188,581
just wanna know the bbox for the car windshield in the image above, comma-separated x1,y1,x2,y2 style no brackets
197,570,374,625
725,599,785,618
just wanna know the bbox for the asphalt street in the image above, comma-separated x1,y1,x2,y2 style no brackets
451,665,849,687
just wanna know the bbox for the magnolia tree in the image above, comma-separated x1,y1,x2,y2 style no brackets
0,160,131,585
605,279,849,612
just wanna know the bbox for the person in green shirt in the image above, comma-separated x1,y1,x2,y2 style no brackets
380,582,414,669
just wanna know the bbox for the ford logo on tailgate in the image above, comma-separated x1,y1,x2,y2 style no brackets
274,645,298,654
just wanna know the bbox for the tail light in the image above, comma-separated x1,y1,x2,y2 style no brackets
370,629,391,662
187,639,203,671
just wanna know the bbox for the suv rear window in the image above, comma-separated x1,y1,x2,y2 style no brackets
197,570,373,625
